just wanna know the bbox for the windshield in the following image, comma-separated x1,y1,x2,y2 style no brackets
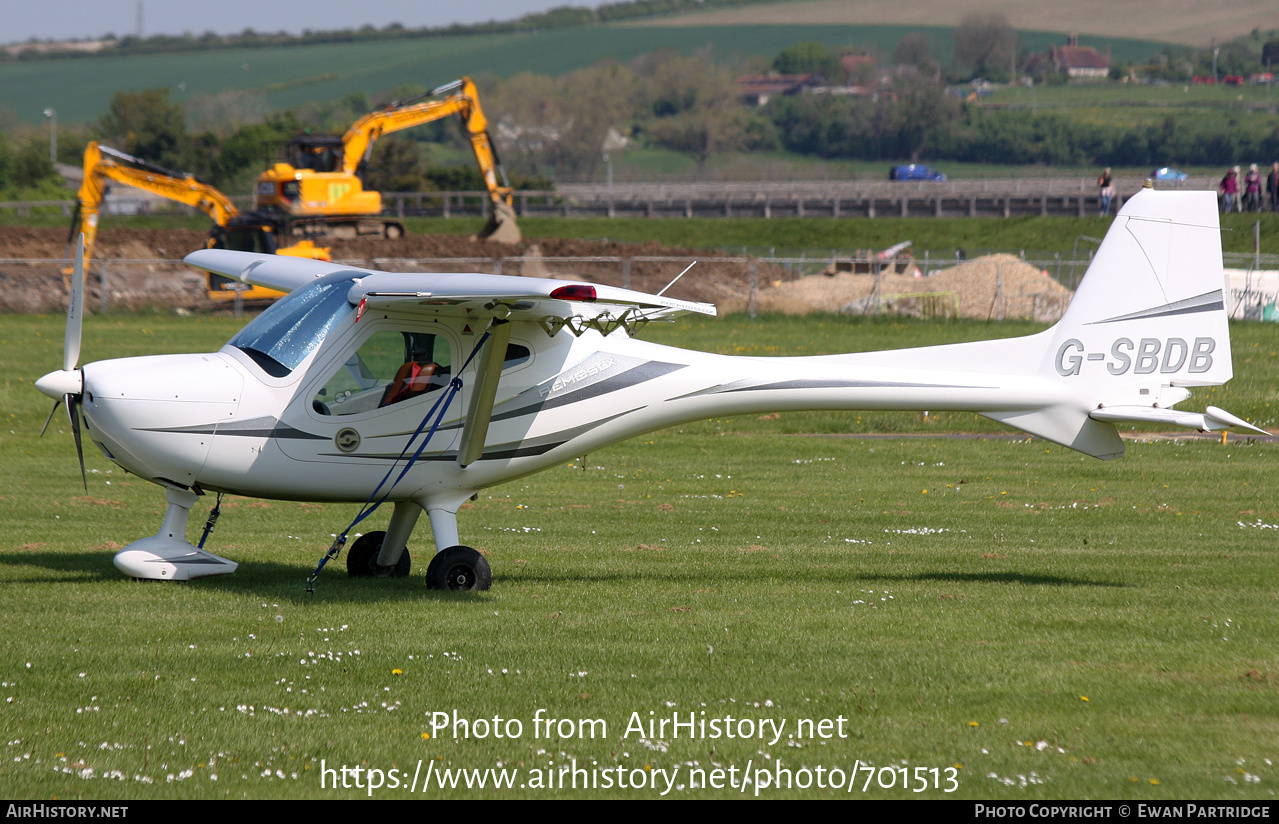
227,276,355,376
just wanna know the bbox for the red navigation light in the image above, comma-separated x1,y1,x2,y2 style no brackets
550,284,597,302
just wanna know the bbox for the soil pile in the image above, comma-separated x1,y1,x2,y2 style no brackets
758,253,1072,321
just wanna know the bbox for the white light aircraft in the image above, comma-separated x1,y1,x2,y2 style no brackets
35,188,1264,588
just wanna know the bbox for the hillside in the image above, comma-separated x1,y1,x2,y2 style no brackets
2,23,1173,126
635,0,1279,48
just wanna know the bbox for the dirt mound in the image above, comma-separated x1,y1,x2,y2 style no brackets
758,253,1072,321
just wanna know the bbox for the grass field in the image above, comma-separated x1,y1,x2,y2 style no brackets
411,214,1279,259
1,311,1276,799
983,82,1279,137
16,211,1279,260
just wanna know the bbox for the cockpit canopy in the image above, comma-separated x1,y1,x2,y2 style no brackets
227,274,355,377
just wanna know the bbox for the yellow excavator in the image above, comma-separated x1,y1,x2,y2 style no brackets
71,141,329,302
255,77,521,244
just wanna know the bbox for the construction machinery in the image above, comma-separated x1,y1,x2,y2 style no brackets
71,141,329,302
255,77,521,244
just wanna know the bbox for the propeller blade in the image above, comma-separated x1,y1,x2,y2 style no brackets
64,234,85,373
67,394,87,491
39,398,62,437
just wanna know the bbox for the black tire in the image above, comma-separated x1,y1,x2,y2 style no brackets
384,223,404,240
346,531,411,578
425,545,491,591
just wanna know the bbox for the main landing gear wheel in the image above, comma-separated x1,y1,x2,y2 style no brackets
346,531,411,578
426,546,491,591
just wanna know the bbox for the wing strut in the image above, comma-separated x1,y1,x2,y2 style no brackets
457,317,513,468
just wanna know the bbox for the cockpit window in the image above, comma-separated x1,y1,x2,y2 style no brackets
228,277,355,376
504,343,530,368
314,330,452,416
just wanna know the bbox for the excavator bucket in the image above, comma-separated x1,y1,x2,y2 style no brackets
478,200,521,245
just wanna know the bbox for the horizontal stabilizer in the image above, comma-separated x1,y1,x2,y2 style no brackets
1090,404,1267,435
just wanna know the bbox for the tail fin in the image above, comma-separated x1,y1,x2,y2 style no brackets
986,187,1252,457
1052,186,1231,387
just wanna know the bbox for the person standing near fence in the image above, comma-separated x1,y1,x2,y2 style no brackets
1267,162,1279,212
1098,168,1115,216
1220,167,1239,213
1244,164,1263,212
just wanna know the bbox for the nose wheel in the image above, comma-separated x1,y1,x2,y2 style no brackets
426,545,491,591
346,531,411,578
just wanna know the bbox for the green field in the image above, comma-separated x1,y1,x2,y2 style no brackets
1,312,1276,799
417,213,1279,259
1,25,1175,126
15,211,1279,261
982,81,1279,136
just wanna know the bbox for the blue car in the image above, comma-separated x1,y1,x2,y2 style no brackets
1151,167,1188,181
890,164,947,182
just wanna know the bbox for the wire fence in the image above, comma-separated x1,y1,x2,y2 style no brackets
3,250,1276,322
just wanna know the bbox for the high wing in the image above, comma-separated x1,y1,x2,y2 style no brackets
187,248,717,468
184,249,717,327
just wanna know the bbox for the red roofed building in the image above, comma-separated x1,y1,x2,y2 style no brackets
1049,34,1111,79
735,74,826,106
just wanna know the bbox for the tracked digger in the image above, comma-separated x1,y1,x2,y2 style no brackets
71,142,329,302
255,77,521,244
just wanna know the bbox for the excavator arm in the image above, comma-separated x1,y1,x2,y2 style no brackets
72,142,241,275
338,78,520,242
71,142,329,301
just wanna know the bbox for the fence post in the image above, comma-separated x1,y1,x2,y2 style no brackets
622,257,631,290
749,257,758,319
991,262,1004,321
98,261,108,314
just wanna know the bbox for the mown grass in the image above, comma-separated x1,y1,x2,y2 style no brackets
9,210,1279,259
405,214,1279,259
0,312,1276,799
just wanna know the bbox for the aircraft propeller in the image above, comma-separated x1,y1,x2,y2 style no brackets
35,234,88,489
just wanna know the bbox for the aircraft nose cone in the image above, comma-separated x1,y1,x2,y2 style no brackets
80,353,244,487
35,368,83,400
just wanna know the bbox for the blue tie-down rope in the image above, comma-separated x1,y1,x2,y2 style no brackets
306,330,491,592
